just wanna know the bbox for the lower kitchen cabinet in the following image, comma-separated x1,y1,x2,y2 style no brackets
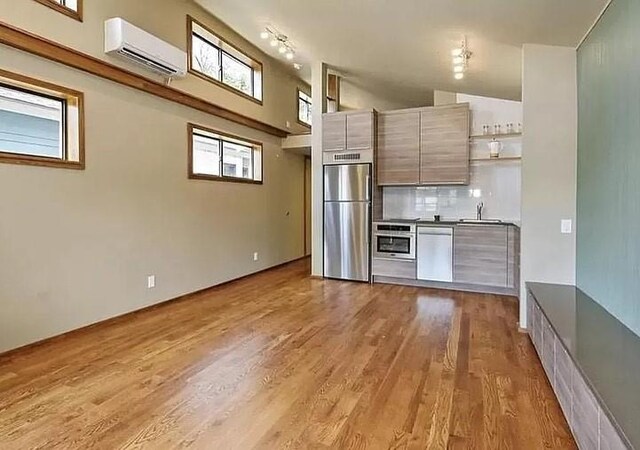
453,224,508,287
372,258,416,279
527,285,633,450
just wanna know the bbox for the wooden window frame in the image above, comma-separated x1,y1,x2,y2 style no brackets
188,123,263,185
297,88,312,128
187,16,263,105
0,69,85,170
33,0,83,22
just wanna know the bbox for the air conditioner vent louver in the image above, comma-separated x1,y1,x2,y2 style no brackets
333,153,361,161
118,47,180,76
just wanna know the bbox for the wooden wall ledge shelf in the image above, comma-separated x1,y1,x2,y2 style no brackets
0,21,288,138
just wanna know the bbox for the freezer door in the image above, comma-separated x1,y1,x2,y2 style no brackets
324,164,371,202
324,201,370,281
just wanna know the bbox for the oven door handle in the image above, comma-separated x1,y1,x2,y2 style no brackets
374,233,415,238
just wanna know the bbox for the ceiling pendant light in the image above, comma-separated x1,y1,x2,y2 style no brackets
278,45,287,54
286,51,294,60
451,37,472,80
260,31,270,40
270,38,278,47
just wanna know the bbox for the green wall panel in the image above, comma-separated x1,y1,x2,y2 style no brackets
577,0,640,336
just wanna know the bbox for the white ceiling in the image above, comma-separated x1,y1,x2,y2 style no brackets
195,0,607,105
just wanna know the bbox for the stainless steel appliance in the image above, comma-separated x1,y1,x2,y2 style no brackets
416,227,453,282
324,164,371,282
373,222,416,260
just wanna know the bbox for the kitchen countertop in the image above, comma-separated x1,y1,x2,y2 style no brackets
375,218,520,227
527,282,639,449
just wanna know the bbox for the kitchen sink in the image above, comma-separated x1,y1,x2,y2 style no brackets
458,219,504,224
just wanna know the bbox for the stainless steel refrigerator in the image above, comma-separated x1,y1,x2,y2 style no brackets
323,163,371,282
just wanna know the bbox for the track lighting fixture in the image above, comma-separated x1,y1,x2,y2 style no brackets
260,26,297,65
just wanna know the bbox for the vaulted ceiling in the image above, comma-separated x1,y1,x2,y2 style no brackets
196,0,608,105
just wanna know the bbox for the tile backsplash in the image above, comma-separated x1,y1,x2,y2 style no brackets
383,161,521,222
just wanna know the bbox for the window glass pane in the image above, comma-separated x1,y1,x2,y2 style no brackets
298,91,312,125
222,53,253,96
192,134,220,176
0,85,63,159
222,141,252,179
62,0,78,11
253,148,262,181
192,35,220,81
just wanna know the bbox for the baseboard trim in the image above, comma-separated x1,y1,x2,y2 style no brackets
0,256,309,359
373,275,519,299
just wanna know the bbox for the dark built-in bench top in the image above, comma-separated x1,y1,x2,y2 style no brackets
527,282,640,449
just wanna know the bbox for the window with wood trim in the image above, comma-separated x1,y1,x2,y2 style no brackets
34,0,83,21
189,124,263,184
297,89,312,127
0,69,84,170
188,17,263,103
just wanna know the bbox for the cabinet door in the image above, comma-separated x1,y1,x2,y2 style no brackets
572,366,599,450
377,112,420,185
322,114,346,152
420,104,470,185
541,315,556,384
346,112,373,151
453,225,508,287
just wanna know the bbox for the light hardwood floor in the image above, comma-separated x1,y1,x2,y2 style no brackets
0,258,575,449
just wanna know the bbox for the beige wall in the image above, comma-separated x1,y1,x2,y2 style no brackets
0,41,305,351
521,44,577,327
433,90,457,106
340,78,430,111
1,0,310,134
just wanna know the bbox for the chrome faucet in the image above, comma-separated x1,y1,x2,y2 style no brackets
476,202,484,221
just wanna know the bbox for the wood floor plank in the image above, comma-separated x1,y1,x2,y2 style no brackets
0,258,575,449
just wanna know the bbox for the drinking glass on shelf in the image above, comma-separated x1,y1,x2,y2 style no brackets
482,125,490,135
506,123,513,134
494,124,501,135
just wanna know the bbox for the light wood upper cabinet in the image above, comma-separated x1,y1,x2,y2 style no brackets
322,113,346,151
420,104,470,185
322,111,374,153
346,112,374,151
377,111,420,185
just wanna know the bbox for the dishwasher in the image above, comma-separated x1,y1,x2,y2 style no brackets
417,227,453,282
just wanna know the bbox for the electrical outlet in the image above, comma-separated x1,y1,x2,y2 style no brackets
561,219,572,234
253,252,259,261
147,275,155,289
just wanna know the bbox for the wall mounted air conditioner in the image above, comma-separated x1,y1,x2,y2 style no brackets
104,18,187,78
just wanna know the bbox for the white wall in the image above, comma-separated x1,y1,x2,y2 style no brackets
520,44,578,326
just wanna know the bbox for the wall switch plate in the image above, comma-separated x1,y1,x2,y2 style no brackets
147,275,155,289
561,219,572,234
253,252,259,261
285,120,291,128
